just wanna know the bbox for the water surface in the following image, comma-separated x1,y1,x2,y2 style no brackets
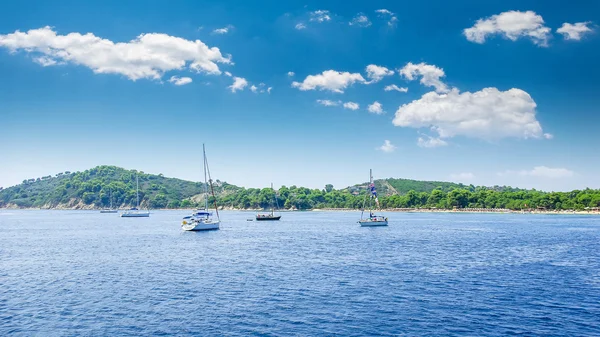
1,210,599,336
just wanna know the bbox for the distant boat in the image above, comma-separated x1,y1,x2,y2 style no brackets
256,183,281,221
100,187,118,213
358,169,388,227
121,175,150,218
182,144,220,231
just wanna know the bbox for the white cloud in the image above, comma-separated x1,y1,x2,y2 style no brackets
228,76,247,92
250,85,258,93
310,10,331,23
450,172,475,181
267,87,272,94
463,10,551,46
557,22,594,40
287,71,295,77
377,140,396,153
375,9,392,15
295,23,307,30
34,56,60,67
343,102,359,110
544,133,554,139
350,14,371,27
292,70,366,93
168,76,192,86
375,9,398,27
0,26,231,81
394,87,545,141
365,64,393,83
384,84,408,92
317,99,341,106
500,166,574,179
399,62,448,93
212,25,234,35
417,136,448,148
368,101,384,114
224,71,232,77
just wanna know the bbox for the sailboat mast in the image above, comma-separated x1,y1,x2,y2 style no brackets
203,144,208,211
271,182,274,216
369,169,373,212
204,145,220,221
136,175,139,208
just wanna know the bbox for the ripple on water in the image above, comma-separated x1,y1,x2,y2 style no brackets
0,210,599,336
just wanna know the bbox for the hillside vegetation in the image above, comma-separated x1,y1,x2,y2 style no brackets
1,165,599,211
0,166,240,209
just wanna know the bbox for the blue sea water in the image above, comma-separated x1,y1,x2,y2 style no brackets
1,210,599,336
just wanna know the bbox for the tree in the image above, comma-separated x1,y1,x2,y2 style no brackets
325,184,334,193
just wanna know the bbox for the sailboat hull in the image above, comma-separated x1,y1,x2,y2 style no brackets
121,212,150,217
359,220,388,227
100,210,118,213
256,216,281,221
182,220,220,231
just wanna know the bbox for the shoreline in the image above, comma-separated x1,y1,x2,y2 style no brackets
1,207,599,216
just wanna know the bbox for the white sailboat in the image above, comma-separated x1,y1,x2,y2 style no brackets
358,169,388,227
181,144,220,231
100,187,118,213
120,175,150,217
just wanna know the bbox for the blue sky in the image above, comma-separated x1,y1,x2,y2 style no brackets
1,0,599,191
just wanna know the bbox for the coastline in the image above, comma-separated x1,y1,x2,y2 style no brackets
1,206,599,216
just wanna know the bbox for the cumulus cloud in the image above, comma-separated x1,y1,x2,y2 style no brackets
310,10,331,23
499,166,574,179
34,56,61,67
417,136,448,148
228,76,248,92
295,23,307,30
168,76,192,86
287,71,295,77
394,87,545,141
557,22,594,40
0,26,231,81
343,102,359,110
463,10,551,46
212,25,234,35
375,9,398,27
450,172,475,181
377,140,396,153
292,70,366,93
384,84,408,92
365,64,394,83
350,14,371,27
248,82,271,94
224,71,232,77
399,62,448,93
317,99,341,106
368,101,384,114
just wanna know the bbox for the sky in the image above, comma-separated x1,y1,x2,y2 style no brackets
1,0,599,192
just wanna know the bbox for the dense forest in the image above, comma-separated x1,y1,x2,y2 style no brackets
1,165,599,211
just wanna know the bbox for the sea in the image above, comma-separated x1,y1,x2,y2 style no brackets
1,210,599,336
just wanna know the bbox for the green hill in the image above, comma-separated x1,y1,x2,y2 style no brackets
0,165,241,209
345,178,466,196
1,165,599,211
